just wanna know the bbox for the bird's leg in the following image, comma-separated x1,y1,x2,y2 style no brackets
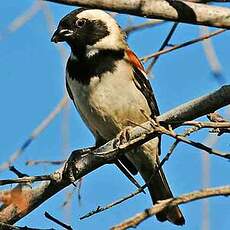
115,160,145,194
113,127,145,193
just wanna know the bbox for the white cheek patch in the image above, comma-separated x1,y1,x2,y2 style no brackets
77,9,126,51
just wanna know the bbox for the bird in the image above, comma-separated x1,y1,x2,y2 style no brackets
51,8,185,225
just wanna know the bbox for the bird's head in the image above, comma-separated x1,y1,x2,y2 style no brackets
51,8,126,58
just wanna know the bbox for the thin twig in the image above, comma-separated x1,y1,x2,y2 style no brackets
158,125,201,170
0,1,41,41
206,112,230,135
171,122,200,145
44,212,73,230
115,160,144,192
151,121,230,160
0,174,56,186
9,166,29,178
123,20,164,35
146,22,179,74
181,120,230,129
141,29,226,63
200,26,225,84
0,222,54,230
181,120,230,136
80,187,145,220
26,160,65,166
201,135,217,230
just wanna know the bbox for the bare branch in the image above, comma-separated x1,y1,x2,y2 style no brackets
201,135,214,230
25,160,65,166
146,22,179,74
42,0,230,29
0,1,41,41
200,26,225,84
151,121,230,159
80,187,145,220
0,175,53,186
123,19,164,35
155,124,201,172
141,29,226,62
9,166,29,178
0,222,54,230
44,212,73,230
111,186,230,230
181,120,230,128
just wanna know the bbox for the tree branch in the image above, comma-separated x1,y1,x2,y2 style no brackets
123,19,164,35
43,0,230,29
0,222,54,230
0,85,230,224
111,186,230,230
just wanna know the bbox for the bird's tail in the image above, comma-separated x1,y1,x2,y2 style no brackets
147,158,185,225
125,138,185,225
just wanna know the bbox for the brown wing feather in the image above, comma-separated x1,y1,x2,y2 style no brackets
117,49,159,176
125,49,145,71
125,49,160,117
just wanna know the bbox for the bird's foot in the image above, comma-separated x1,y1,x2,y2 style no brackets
113,127,132,148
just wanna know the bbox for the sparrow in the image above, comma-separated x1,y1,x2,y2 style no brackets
51,8,185,225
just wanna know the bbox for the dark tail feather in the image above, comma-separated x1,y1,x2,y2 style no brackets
124,137,185,225
148,160,185,225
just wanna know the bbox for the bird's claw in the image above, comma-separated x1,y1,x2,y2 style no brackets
113,127,131,148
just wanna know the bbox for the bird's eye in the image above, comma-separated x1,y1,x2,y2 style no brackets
75,18,86,28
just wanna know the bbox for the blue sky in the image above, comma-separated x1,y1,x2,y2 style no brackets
0,1,229,229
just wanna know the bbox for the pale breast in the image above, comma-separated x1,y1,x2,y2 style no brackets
67,60,151,141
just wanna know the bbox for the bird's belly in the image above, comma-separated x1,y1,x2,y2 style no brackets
67,67,151,142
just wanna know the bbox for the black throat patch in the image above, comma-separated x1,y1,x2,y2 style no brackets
66,49,124,85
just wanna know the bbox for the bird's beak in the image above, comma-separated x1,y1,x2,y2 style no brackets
51,28,74,43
